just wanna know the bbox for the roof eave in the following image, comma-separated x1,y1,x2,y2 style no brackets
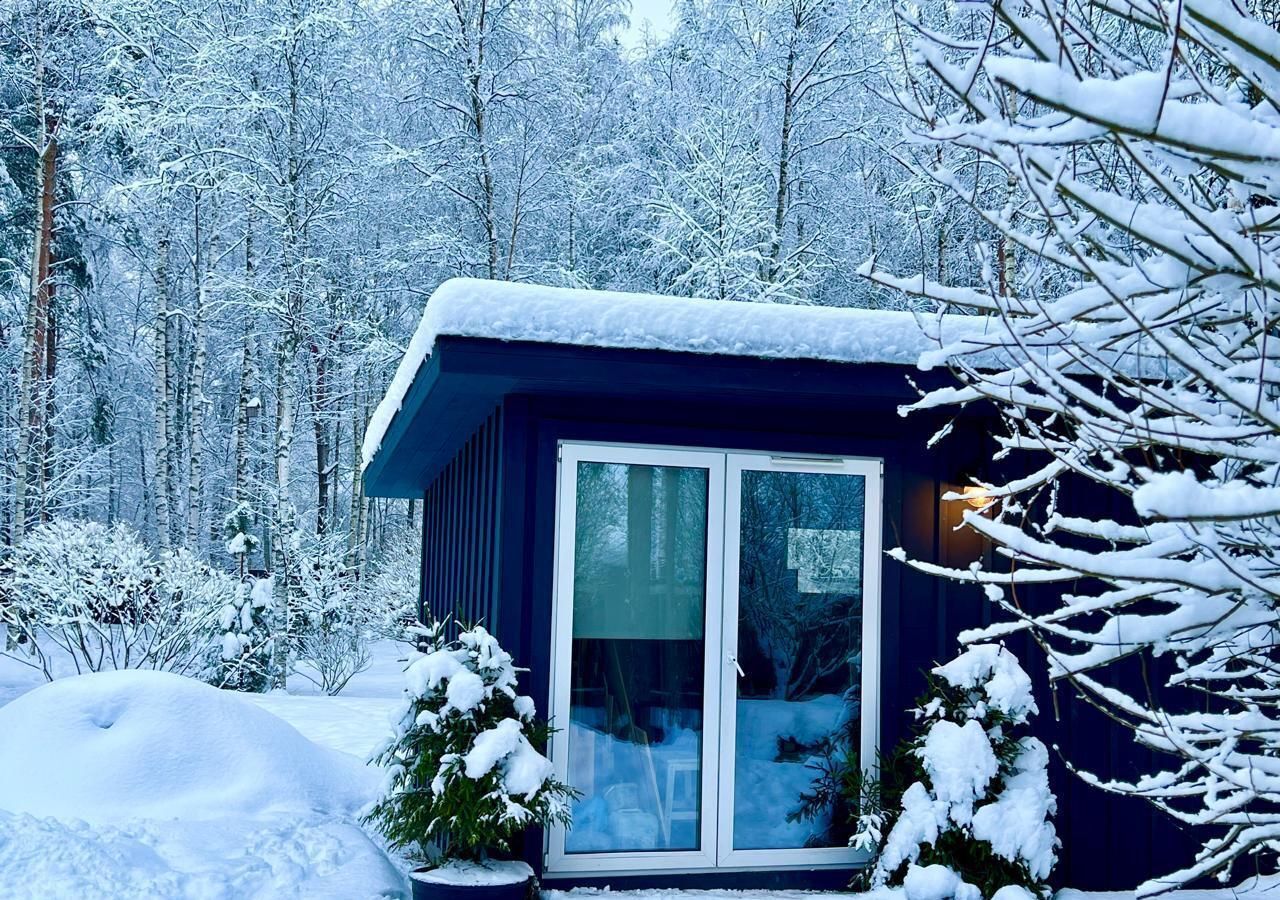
362,335,948,498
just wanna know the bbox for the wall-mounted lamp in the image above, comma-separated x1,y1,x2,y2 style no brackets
956,485,993,509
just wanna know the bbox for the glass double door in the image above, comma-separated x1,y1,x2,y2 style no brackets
547,444,881,874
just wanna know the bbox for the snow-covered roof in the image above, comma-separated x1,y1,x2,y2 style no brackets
362,278,1001,470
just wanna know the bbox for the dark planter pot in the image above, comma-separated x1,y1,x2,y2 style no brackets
409,868,532,900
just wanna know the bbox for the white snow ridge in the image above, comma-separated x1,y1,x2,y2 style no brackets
0,670,404,900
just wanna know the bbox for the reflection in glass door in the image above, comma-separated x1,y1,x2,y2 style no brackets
566,460,709,853
548,445,878,875
719,456,880,866
548,445,724,873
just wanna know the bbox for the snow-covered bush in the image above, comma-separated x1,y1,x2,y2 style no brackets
222,502,260,575
861,0,1280,888
362,526,425,641
365,621,575,863
867,645,1057,900
211,577,274,692
0,521,230,680
291,539,379,695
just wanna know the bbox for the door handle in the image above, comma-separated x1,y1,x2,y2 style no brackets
727,654,745,678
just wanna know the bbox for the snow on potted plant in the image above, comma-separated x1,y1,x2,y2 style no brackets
852,643,1058,900
366,621,575,899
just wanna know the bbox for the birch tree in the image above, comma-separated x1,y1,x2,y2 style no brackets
0,0,936,594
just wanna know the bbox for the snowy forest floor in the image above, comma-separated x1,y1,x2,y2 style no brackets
0,642,1275,900
242,641,408,759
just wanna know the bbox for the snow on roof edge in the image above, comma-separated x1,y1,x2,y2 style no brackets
360,278,997,472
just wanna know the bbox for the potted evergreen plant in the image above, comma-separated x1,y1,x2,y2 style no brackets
847,644,1058,900
366,621,575,899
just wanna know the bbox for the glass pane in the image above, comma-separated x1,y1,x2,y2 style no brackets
732,469,865,851
566,460,708,854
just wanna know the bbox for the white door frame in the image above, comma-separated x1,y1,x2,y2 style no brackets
545,442,726,874
545,441,882,876
715,452,882,869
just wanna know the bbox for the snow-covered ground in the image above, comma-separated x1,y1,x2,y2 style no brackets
1,640,1274,900
0,648,54,708
0,642,412,900
0,812,401,899
242,639,410,759
0,664,406,900
243,692,401,759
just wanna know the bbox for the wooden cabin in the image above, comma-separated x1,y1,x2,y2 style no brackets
362,279,1191,893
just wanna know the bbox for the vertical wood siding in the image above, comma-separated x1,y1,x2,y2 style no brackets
420,409,502,630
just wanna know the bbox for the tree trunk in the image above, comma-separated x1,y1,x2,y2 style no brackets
40,283,56,524
462,0,499,279
270,17,305,689
187,199,211,548
310,338,331,535
271,343,296,689
233,215,256,512
347,375,367,570
15,108,57,542
232,324,254,507
106,438,117,525
164,275,180,540
997,167,1017,297
765,45,797,284
152,227,173,549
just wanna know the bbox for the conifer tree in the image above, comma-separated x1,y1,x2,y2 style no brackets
212,577,274,692
365,622,575,863
866,645,1057,900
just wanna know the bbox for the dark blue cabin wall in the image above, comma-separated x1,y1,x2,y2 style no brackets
417,408,505,634
883,417,996,753
494,395,540,669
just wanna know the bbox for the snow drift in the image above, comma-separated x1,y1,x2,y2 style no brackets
0,669,378,822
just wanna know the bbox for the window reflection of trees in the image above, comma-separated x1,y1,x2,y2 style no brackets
567,462,709,853
737,470,864,703
573,463,707,640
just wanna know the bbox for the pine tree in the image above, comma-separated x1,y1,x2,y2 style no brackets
212,576,274,692
365,622,575,864
866,645,1057,900
223,501,260,577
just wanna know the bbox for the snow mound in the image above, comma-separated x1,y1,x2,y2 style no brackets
0,670,379,822
904,863,981,900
